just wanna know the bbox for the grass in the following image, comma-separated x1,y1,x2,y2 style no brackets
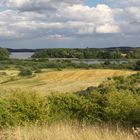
0,69,137,94
0,123,135,140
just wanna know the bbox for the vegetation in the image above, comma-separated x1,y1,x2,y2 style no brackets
19,68,33,77
0,69,136,94
0,48,9,60
135,60,140,70
32,48,140,59
0,123,135,140
0,73,139,128
0,47,139,139
0,58,139,71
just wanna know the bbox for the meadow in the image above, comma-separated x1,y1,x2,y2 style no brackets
0,69,136,94
0,67,139,140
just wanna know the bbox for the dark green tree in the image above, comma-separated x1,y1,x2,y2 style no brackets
0,48,9,60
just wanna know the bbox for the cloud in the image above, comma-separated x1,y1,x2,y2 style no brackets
106,0,140,7
1,0,83,11
0,0,139,48
0,0,120,41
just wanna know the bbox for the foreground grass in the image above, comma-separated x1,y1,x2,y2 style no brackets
0,123,135,140
0,69,136,94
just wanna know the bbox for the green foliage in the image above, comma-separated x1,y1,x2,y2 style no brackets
32,48,140,59
0,48,9,60
19,68,32,76
104,91,140,124
0,57,138,71
0,91,48,127
0,73,140,128
32,48,125,59
135,61,140,70
104,60,111,65
47,93,104,123
34,69,42,73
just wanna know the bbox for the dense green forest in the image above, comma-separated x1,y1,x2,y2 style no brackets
0,73,139,128
32,48,140,59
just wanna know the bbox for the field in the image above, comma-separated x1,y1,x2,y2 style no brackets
0,69,139,140
0,69,137,94
0,123,135,140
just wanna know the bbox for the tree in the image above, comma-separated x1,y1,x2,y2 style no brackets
0,48,9,60
135,61,140,70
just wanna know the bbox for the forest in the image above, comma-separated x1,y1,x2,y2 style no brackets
32,47,140,59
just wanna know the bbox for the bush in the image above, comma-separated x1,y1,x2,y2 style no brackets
104,60,111,65
104,91,140,125
135,60,140,70
19,68,32,76
34,69,42,73
47,93,104,123
0,91,48,127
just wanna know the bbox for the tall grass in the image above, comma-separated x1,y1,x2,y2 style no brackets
0,123,135,140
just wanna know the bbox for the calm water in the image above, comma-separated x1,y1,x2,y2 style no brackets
72,59,131,64
10,52,34,59
10,53,139,64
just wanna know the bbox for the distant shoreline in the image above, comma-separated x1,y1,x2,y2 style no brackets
7,47,140,53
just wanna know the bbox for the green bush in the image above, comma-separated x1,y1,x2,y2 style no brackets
104,91,140,124
19,68,32,76
47,93,104,123
0,91,48,127
34,69,42,73
135,60,140,70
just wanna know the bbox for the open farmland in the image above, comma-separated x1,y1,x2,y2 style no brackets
0,69,137,94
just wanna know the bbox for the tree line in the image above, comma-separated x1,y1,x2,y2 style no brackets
32,48,140,59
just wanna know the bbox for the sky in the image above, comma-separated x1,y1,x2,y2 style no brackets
0,0,140,49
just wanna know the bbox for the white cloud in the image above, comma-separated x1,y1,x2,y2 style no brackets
106,0,140,7
0,0,139,45
96,24,120,33
0,1,121,41
1,0,83,11
126,7,140,22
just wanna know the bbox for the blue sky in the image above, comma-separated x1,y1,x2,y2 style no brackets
85,0,105,6
0,5,6,11
0,0,140,49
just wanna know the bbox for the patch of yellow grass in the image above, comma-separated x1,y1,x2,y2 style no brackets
1,123,135,140
0,70,19,83
0,69,136,94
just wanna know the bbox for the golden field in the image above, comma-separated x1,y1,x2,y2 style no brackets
0,123,135,140
0,69,137,94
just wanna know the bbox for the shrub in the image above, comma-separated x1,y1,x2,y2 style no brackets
0,91,48,127
104,91,140,125
135,61,140,70
104,60,111,65
35,69,42,73
19,68,32,76
47,92,105,123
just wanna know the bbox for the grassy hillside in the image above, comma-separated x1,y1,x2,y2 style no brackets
0,73,139,140
0,69,136,94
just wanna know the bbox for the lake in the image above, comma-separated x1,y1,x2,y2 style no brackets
9,53,139,64
10,52,34,59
